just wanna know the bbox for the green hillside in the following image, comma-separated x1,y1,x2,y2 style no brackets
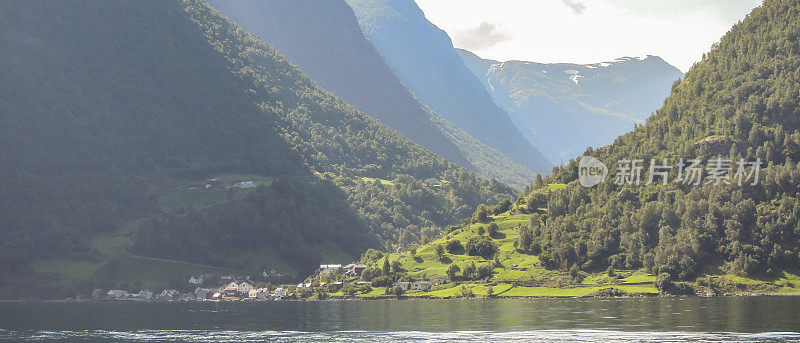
302,0,800,299
0,0,516,298
526,0,800,281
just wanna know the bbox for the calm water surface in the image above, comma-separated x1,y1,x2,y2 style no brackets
1,297,800,342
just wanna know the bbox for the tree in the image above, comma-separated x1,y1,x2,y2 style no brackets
466,237,496,257
463,262,477,279
446,264,461,281
382,257,390,276
476,264,493,279
392,286,405,298
391,260,403,274
446,240,463,254
486,285,494,298
435,244,445,261
487,223,499,237
478,226,485,236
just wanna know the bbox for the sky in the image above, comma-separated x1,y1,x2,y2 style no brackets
413,0,763,72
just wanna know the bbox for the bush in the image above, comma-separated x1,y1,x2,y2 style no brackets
446,264,461,281
466,237,496,257
487,223,499,237
371,275,393,287
476,264,494,279
446,240,463,254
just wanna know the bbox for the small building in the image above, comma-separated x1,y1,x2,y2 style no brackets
411,281,432,291
248,289,259,299
239,181,256,189
221,275,236,284
319,264,342,275
133,290,154,300
256,288,270,299
296,283,311,289
106,290,130,299
205,178,226,190
223,282,239,295
189,275,204,285
238,281,253,294
272,287,287,299
393,282,411,291
343,264,368,276
157,289,179,300
195,288,211,300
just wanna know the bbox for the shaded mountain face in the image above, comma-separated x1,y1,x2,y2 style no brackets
207,0,537,188
344,0,553,174
515,0,800,280
0,0,517,296
458,49,684,162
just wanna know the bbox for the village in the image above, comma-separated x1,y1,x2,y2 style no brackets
91,262,434,302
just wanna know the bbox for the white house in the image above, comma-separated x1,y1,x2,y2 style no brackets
272,287,287,298
238,281,253,294
256,288,270,299
248,289,259,299
223,282,239,295
411,281,432,291
106,290,130,299
189,275,204,285
239,181,256,189
393,282,411,291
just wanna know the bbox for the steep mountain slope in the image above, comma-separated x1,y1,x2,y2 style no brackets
344,0,553,174
458,49,684,162
207,0,536,188
509,0,800,282
0,0,516,297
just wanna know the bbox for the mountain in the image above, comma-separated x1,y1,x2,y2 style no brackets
357,0,800,297
0,0,516,298
206,0,536,188
458,49,684,162
344,0,553,174
510,0,800,283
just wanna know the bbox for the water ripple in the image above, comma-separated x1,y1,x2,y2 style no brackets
2,330,800,342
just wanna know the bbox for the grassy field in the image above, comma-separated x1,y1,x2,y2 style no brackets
360,177,396,186
339,212,800,299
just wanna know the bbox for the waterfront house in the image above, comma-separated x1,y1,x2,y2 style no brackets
194,288,213,300
393,282,411,291
272,287,287,299
238,281,253,294
223,282,238,295
411,281,432,291
256,288,270,299
106,290,130,299
248,289,259,299
133,290,154,300
239,181,256,189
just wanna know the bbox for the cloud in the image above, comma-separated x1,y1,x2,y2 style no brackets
561,0,586,14
452,22,512,51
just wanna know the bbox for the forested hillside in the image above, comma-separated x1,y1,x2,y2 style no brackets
458,49,683,162
208,0,536,187
511,0,800,280
0,0,515,296
344,0,553,174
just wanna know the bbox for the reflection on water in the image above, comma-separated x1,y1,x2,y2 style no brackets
1,297,800,342
2,329,800,342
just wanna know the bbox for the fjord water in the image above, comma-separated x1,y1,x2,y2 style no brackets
1,297,800,342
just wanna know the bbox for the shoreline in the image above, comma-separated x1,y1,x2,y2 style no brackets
4,291,800,303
